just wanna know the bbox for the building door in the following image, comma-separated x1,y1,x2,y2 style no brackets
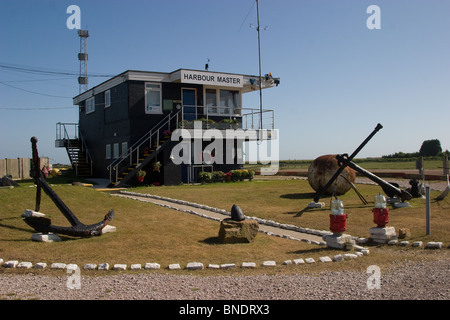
182,88,197,121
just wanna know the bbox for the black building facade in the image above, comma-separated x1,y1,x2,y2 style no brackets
57,69,279,187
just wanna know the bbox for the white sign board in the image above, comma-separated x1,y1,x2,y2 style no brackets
181,70,243,88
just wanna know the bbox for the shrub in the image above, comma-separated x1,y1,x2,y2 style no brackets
198,171,212,183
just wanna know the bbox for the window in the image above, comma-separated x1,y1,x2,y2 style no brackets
220,90,239,115
204,88,241,115
105,90,111,108
86,97,95,114
113,143,119,159
121,142,128,156
205,89,217,114
105,144,111,159
145,83,162,114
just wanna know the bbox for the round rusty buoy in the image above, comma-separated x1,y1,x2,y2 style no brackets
307,154,356,195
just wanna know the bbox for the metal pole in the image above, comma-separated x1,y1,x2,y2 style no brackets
426,186,431,235
256,0,263,131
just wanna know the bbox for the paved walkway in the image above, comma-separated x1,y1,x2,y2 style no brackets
112,192,326,244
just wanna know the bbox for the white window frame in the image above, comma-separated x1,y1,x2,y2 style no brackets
86,97,95,114
105,90,111,108
145,82,162,114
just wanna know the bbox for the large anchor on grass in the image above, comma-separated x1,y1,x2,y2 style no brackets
23,137,114,237
313,124,412,203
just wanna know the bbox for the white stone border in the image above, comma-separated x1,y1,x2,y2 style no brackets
117,191,335,243
1,239,445,272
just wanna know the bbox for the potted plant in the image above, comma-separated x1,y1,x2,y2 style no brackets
224,171,232,182
198,171,212,184
152,161,161,172
212,171,225,183
162,130,171,138
137,170,146,182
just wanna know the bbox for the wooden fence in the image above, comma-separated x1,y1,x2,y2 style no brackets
0,157,49,180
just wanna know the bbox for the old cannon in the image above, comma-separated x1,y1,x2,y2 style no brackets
312,124,412,203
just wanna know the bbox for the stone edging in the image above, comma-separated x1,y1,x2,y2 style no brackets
117,191,335,243
0,250,369,272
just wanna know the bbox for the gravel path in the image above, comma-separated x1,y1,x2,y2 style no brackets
1,257,449,301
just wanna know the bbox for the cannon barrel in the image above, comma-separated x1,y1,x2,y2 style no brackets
346,160,412,202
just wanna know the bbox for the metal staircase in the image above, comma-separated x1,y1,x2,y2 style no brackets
55,123,93,177
107,110,181,187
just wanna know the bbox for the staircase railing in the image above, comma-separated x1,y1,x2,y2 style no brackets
56,122,93,176
108,110,181,184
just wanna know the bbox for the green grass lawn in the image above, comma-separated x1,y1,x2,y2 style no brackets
1,178,449,275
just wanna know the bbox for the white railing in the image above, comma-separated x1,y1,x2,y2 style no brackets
55,122,93,175
179,105,274,130
107,110,181,183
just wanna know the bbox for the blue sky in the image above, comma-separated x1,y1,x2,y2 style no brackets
1,0,449,164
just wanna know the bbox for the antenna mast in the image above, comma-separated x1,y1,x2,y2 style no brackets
78,29,89,93
256,0,263,130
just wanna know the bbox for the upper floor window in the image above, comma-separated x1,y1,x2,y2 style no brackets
105,90,111,108
86,97,95,114
145,83,162,114
205,88,241,115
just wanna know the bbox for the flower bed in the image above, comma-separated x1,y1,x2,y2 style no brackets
199,169,254,184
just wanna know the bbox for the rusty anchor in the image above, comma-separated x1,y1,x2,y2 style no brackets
23,137,114,237
313,124,412,203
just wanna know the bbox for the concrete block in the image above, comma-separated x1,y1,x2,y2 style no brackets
22,209,46,218
98,263,110,271
412,241,423,247
283,260,292,265
113,264,127,270
144,263,160,270
31,233,61,242
207,264,220,269
130,264,142,270
305,258,315,264
400,241,410,246
186,262,204,270
66,264,78,272
332,255,343,262
293,258,305,265
220,263,236,269
323,234,355,249
426,242,443,249
393,202,410,208
101,225,117,234
361,249,370,255
34,262,47,269
83,264,97,270
50,263,66,270
319,256,332,263
307,202,325,208
369,227,397,243
344,254,358,260
0,258,4,265
17,262,33,269
3,260,19,268
241,262,256,268
168,263,181,270
262,261,276,267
